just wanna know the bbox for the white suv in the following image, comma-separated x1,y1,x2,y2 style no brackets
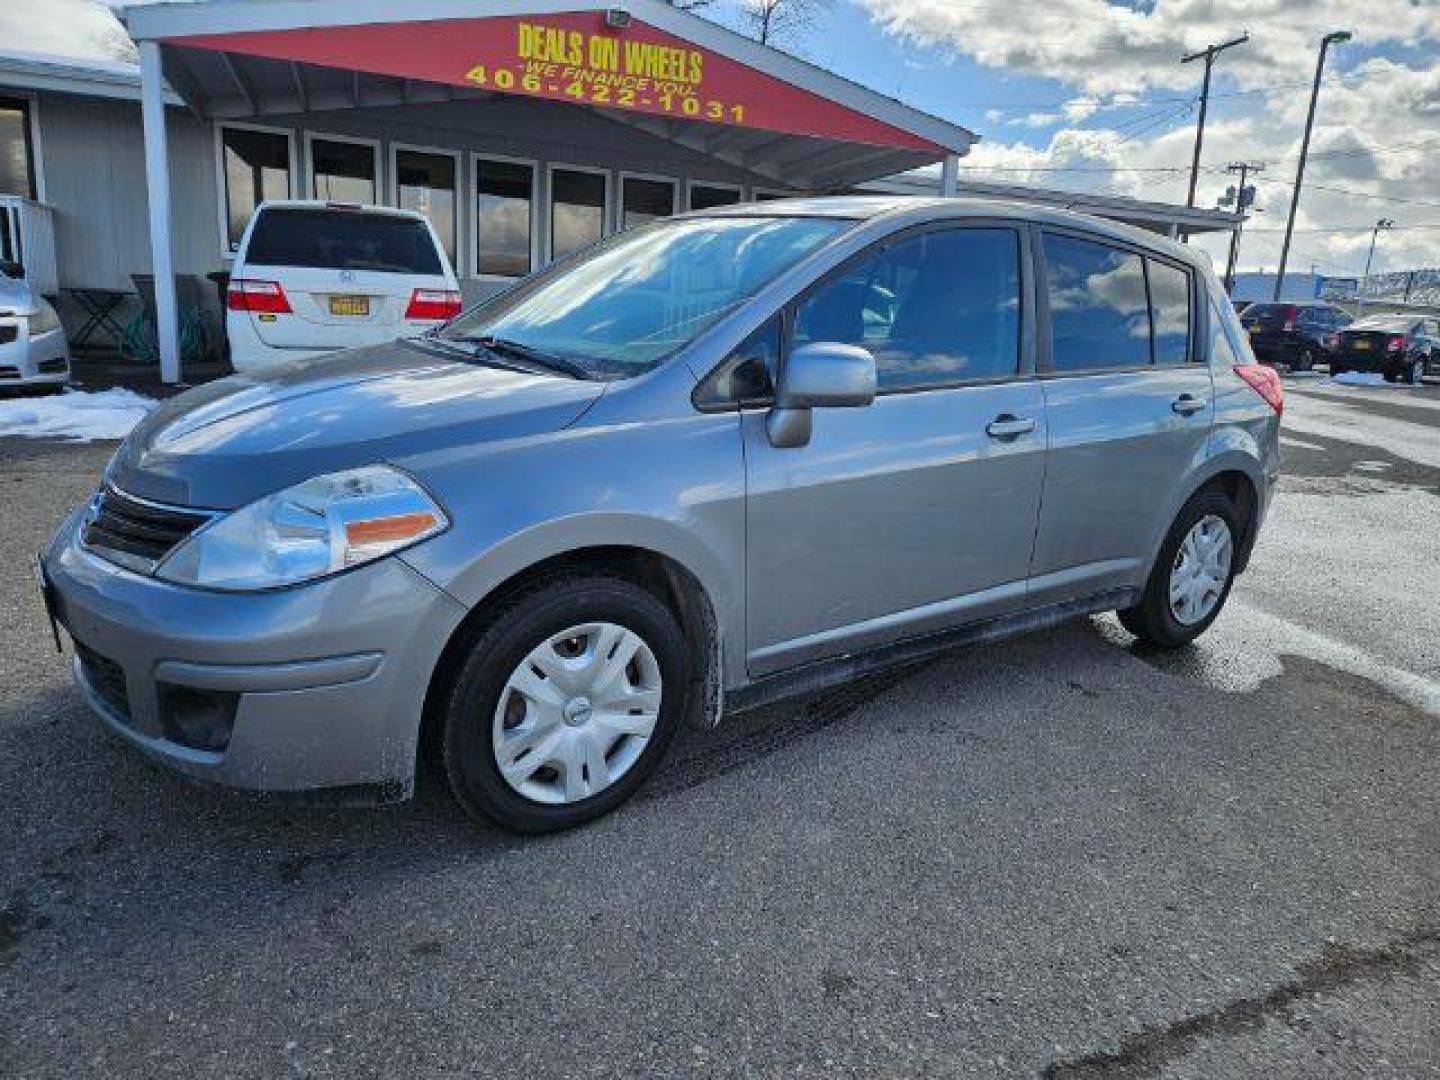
226,201,461,373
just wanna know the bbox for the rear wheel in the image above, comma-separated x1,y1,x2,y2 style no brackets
441,576,688,833
1293,348,1315,373
1118,490,1241,648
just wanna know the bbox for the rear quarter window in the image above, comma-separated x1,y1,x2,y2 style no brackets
243,208,444,274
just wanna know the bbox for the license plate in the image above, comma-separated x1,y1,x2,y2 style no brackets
328,295,370,317
1353,339,1370,350
34,555,63,654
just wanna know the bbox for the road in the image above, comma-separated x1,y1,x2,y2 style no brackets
1,377,1437,1078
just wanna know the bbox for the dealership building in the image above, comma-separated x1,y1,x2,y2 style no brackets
0,0,1242,382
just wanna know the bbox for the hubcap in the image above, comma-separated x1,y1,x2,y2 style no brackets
1168,514,1233,627
492,622,662,805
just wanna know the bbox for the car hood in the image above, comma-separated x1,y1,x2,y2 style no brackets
107,342,606,509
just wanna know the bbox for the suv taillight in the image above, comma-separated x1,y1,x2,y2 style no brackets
1386,335,1407,352
1234,364,1284,417
1282,305,1298,332
404,289,462,321
227,279,291,314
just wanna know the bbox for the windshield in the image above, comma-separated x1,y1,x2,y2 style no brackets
441,214,850,379
245,208,444,274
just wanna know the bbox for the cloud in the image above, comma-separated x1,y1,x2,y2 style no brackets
860,0,1440,276
0,0,136,61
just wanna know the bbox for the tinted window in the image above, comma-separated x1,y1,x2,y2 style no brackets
694,318,781,409
245,208,442,274
1148,260,1192,364
622,176,676,229
396,150,457,267
689,184,741,210
476,158,534,277
443,215,846,379
1043,234,1150,371
309,138,375,204
551,168,607,259
794,228,1022,391
221,127,290,251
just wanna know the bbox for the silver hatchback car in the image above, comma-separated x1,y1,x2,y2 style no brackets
42,198,1281,832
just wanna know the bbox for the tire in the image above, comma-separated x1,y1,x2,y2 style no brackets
1384,369,1399,384
1330,364,1346,377
1294,348,1315,373
441,575,688,833
1118,490,1243,649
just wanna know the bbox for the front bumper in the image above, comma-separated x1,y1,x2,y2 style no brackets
42,508,468,798
0,323,70,386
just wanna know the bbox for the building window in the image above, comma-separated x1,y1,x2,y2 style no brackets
688,183,741,211
620,175,676,230
309,137,377,204
396,149,458,268
0,97,35,199
221,125,290,251
550,167,608,260
475,157,534,277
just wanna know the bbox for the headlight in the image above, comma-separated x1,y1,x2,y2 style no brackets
155,465,448,591
26,301,61,336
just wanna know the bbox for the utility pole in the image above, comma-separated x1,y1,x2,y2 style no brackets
1273,29,1352,301
1182,33,1248,232
1219,161,1263,294
1356,217,1394,315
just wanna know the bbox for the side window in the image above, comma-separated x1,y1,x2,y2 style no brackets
792,228,1021,392
693,318,781,411
1148,259,1192,364
1207,295,1242,367
1042,234,1150,372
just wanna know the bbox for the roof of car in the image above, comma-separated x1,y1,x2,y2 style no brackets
698,195,1212,272
254,200,428,220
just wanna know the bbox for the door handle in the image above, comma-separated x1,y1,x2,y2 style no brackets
985,414,1037,439
1171,394,1208,416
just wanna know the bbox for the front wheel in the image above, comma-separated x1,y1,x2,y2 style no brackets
441,576,688,833
1294,348,1315,373
1406,358,1425,385
1118,490,1241,648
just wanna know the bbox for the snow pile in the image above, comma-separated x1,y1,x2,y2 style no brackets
1329,372,1390,388
0,388,157,441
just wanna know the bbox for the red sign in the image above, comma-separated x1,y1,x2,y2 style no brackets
176,13,941,151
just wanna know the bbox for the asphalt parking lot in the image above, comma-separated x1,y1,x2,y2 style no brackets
2,377,1437,1078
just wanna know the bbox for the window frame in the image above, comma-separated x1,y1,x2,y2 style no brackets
779,218,1036,400
0,94,41,201
617,171,678,232
685,179,743,211
472,152,539,282
546,162,612,264
749,187,790,202
214,120,297,259
389,141,463,274
303,130,382,203
1033,225,1199,376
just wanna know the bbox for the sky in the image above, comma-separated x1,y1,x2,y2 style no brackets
4,0,1437,277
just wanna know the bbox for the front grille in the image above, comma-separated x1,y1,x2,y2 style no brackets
0,325,16,345
38,357,67,374
75,641,130,721
81,486,214,572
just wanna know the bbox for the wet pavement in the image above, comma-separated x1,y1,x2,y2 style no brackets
1,376,1437,1077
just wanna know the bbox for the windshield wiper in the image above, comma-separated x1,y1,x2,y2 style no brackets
468,335,595,381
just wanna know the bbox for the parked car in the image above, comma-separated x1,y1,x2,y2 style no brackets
226,201,461,373
1329,313,1438,384
41,198,1281,833
1238,301,1350,371
0,262,70,391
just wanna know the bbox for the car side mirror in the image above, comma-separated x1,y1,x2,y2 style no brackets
767,342,877,448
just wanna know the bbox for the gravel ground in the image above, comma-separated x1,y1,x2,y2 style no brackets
1,376,1437,1078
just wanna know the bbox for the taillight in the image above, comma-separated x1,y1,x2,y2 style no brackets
227,279,291,314
405,289,462,321
1386,335,1407,352
1233,363,1284,417
1282,305,1298,332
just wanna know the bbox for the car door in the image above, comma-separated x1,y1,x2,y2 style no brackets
741,223,1047,677
1028,231,1214,605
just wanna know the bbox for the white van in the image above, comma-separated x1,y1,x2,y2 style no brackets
226,201,461,373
